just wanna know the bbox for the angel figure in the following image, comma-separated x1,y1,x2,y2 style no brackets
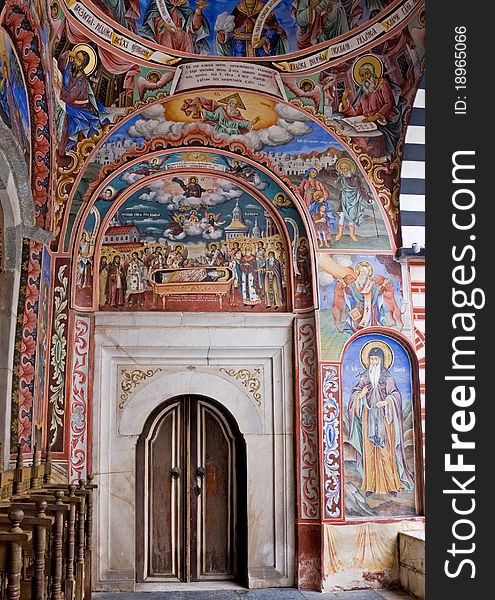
204,211,226,230
172,176,213,198
164,213,185,238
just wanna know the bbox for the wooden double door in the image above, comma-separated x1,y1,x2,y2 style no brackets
137,396,245,583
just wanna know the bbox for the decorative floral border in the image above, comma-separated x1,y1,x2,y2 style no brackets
10,239,42,451
69,314,91,481
48,260,70,452
296,316,320,520
321,364,342,519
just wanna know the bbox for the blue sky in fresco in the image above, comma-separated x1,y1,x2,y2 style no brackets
101,115,344,157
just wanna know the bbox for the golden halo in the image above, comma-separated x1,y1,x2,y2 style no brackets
352,55,383,85
219,92,246,110
102,186,115,198
417,7,425,27
50,0,61,20
360,340,394,370
72,44,97,76
146,70,161,82
336,158,356,174
299,78,315,90
243,243,255,254
354,261,373,277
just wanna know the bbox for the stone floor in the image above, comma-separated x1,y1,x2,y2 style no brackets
94,589,414,599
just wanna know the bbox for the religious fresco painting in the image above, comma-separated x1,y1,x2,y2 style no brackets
318,253,404,361
0,32,31,166
64,0,396,59
341,332,417,517
75,175,291,312
0,0,425,590
277,148,390,251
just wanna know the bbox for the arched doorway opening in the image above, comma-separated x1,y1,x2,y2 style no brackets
136,395,247,585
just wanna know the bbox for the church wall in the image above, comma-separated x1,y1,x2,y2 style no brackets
0,0,426,592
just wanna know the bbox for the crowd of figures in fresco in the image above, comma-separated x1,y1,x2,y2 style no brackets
89,0,395,56
93,234,301,311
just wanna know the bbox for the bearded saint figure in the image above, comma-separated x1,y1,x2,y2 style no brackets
340,261,386,331
348,343,414,496
339,58,405,158
182,94,259,136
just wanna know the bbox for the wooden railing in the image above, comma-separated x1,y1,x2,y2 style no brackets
0,446,95,600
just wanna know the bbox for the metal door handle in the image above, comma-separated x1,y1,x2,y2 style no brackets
170,467,181,479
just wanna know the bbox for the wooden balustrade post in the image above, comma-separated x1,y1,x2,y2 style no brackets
13,445,23,496
65,484,77,600
43,448,52,485
52,491,65,600
7,508,24,600
30,445,42,490
33,500,48,600
75,480,86,600
84,475,94,600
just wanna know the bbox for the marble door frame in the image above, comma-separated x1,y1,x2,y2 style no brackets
91,312,297,591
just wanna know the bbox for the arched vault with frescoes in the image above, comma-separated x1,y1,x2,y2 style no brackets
0,0,425,593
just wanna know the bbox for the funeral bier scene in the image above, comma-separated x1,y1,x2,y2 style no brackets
0,0,425,597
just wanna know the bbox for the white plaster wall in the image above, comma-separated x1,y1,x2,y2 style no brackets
322,520,425,591
92,312,296,590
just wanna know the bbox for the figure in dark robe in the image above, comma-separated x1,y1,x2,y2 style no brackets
106,255,126,307
172,176,212,197
348,345,414,496
264,251,284,308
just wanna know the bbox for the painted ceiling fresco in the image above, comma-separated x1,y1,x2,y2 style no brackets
55,0,397,59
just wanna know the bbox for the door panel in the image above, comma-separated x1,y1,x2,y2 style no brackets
148,402,182,578
196,402,235,579
146,396,237,582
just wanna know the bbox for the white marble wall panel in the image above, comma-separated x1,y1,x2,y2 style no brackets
92,313,295,590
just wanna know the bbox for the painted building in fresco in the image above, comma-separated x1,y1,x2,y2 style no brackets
0,0,425,592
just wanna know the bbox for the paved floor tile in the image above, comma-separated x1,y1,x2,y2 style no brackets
179,593,241,600
93,588,414,599
301,592,338,598
238,590,305,599
333,592,386,600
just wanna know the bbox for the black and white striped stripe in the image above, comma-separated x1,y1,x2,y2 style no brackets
400,76,425,251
